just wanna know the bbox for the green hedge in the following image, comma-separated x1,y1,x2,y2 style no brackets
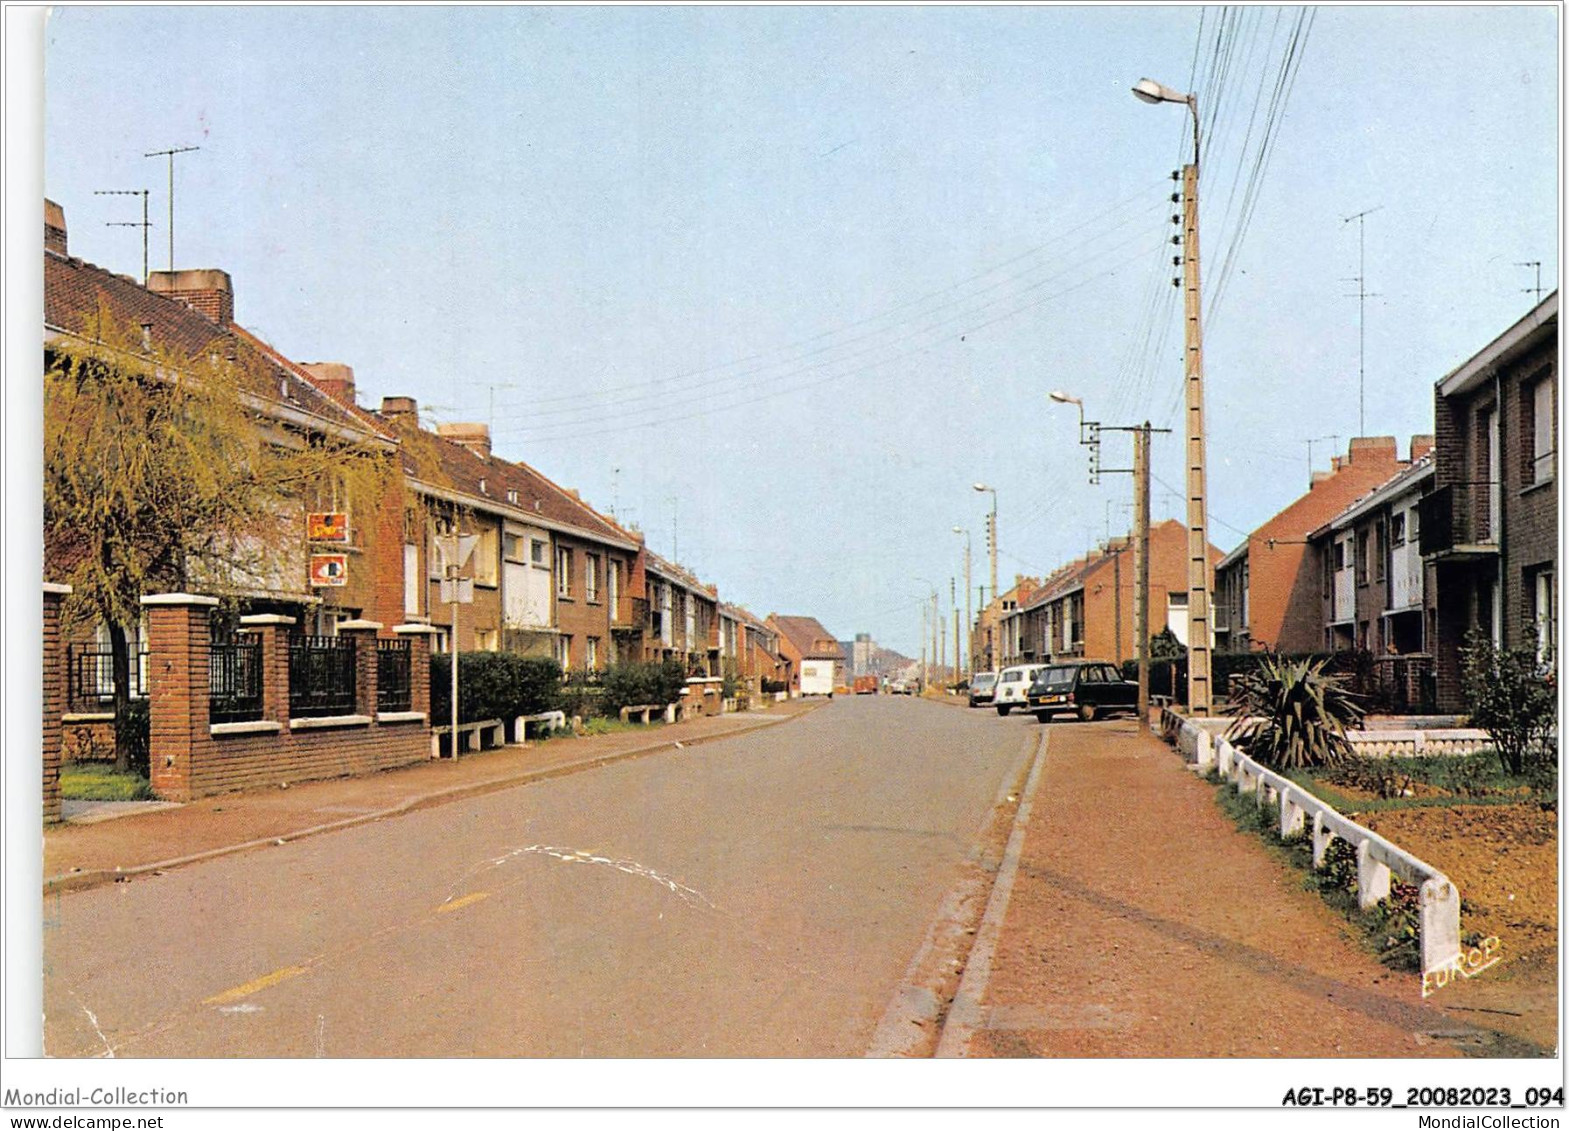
430,653,563,724
599,659,688,715
1121,651,1358,705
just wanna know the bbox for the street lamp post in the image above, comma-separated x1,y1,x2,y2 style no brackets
1051,391,1169,731
1134,75,1213,716
952,526,972,678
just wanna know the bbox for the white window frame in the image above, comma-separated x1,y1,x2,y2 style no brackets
556,546,572,598
1534,375,1555,484
585,554,600,602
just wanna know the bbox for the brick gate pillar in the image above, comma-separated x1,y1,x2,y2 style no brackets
141,594,219,802
337,620,383,718
393,623,440,756
238,614,296,726
43,583,72,824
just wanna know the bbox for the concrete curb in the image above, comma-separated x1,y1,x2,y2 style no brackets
933,727,1049,1058
864,727,1037,1057
45,701,825,897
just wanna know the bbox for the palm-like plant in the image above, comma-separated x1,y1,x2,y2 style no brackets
1224,654,1365,770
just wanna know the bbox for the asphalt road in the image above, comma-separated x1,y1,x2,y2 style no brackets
44,696,1034,1057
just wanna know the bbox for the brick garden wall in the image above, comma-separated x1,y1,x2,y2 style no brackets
142,596,433,802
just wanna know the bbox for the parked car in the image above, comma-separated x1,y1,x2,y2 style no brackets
889,679,910,695
1026,660,1138,722
854,675,879,695
968,671,998,707
993,664,1046,715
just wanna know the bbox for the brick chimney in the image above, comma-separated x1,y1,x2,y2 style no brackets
1347,436,1398,466
148,269,233,326
44,199,67,255
380,395,418,424
1410,434,1435,461
436,422,491,461
301,362,356,407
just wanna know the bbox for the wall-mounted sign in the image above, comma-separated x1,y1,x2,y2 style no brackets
309,554,349,587
307,512,350,542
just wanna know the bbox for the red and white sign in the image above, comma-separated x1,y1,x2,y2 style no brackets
309,553,348,587
307,512,350,542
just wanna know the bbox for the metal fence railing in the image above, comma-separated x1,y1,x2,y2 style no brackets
377,638,412,713
209,637,264,724
288,634,358,718
66,646,148,713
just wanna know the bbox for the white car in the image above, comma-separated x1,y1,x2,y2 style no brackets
993,664,1045,716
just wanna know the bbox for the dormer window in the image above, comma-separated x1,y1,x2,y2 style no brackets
140,322,153,350
478,478,488,495
506,488,519,505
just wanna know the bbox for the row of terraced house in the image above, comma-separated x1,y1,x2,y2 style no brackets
1210,293,1557,713
974,293,1557,716
41,198,837,813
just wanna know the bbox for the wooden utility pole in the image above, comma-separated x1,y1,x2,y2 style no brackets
953,536,966,671
1133,422,1152,731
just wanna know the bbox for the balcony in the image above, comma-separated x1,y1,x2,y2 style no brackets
611,595,646,631
1418,484,1499,560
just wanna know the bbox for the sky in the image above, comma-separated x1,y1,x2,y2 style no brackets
40,4,1559,658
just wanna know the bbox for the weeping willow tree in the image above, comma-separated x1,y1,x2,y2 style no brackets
44,305,400,770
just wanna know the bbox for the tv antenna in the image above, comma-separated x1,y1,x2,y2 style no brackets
94,189,151,284
1302,433,1341,485
1517,261,1545,305
1342,206,1383,438
143,145,200,271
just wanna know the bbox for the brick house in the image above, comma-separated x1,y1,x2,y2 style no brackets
719,603,787,694
44,202,431,799
368,401,646,674
1009,521,1220,666
979,576,1039,669
769,616,845,695
1213,437,1411,654
44,206,406,742
1423,292,1557,711
1308,451,1436,656
644,550,721,675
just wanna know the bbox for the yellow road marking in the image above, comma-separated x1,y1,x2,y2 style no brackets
437,891,491,914
203,964,308,1005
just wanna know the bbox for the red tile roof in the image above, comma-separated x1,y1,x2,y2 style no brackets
45,250,374,438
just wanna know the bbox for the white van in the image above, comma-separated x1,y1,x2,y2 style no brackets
993,664,1045,715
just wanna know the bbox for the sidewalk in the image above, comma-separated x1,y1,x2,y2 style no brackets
941,719,1532,1058
45,699,821,893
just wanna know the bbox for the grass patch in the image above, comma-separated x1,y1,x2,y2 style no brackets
581,716,663,737
60,765,155,802
1281,749,1556,814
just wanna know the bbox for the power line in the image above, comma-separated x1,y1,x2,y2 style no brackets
489,178,1170,415
498,202,1169,426
494,230,1164,443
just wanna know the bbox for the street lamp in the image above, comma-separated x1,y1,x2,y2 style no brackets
1135,73,1213,714
952,526,972,678
973,483,998,614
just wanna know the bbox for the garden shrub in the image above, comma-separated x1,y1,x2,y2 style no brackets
599,659,688,715
1225,653,1364,769
430,652,563,723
